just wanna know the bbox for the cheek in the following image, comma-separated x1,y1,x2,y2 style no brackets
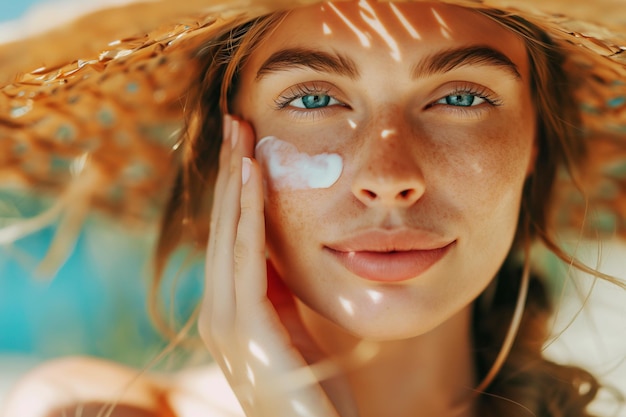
265,194,306,243
433,119,534,212
263,187,325,291
420,117,534,260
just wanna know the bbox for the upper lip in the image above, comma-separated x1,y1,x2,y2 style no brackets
324,229,454,253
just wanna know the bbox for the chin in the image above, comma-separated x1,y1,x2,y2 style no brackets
348,326,431,342
330,306,453,342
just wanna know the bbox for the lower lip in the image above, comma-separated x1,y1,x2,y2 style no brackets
326,242,455,282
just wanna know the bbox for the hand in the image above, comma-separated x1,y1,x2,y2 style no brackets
198,115,350,417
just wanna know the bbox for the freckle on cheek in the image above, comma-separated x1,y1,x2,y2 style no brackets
255,136,343,191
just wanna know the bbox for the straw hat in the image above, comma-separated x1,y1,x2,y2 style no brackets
0,0,625,245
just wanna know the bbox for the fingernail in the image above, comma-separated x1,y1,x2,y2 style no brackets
242,157,252,184
231,119,240,149
223,114,232,144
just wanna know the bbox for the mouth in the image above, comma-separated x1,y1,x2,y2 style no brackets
324,229,455,282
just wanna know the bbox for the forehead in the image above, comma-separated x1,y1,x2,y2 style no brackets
248,1,528,76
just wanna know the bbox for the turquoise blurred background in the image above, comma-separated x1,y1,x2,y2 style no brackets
0,191,204,367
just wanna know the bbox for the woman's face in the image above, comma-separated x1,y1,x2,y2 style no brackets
234,1,536,340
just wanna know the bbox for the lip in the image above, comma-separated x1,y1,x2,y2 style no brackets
325,229,455,282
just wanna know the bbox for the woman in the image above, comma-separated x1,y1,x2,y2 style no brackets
2,1,625,416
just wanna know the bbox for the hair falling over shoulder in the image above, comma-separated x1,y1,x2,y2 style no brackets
150,7,621,417
472,259,602,417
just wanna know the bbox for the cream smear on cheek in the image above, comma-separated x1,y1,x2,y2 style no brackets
255,136,343,190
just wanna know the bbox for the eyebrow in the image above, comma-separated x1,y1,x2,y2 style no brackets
255,45,521,81
410,46,521,79
256,48,359,80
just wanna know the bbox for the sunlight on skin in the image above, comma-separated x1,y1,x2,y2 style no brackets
431,7,453,39
338,296,356,316
357,0,401,61
389,3,421,39
291,399,317,417
381,129,396,139
326,2,371,48
235,382,255,410
246,363,256,387
431,8,452,31
440,26,452,39
471,161,484,174
366,289,384,304
319,0,462,73
223,355,234,375
248,340,271,367
352,340,381,364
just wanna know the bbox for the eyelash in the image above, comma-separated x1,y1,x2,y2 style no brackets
272,82,502,116
427,84,503,110
273,82,344,110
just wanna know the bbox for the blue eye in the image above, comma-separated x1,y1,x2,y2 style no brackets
290,94,341,109
436,93,486,107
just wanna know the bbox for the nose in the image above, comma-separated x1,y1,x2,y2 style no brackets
350,122,425,208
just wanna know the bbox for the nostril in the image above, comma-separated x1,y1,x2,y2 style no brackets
361,189,378,200
398,189,414,199
354,186,422,206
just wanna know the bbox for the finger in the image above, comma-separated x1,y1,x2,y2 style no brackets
209,118,245,321
201,114,233,344
234,156,267,313
209,115,252,265
207,115,253,292
203,115,232,308
208,114,233,254
237,116,256,159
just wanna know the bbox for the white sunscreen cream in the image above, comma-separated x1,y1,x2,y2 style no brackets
255,136,343,190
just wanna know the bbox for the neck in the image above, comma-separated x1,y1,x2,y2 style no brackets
296,301,478,417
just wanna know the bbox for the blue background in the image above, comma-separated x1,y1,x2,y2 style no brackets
0,1,40,22
0,192,204,367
